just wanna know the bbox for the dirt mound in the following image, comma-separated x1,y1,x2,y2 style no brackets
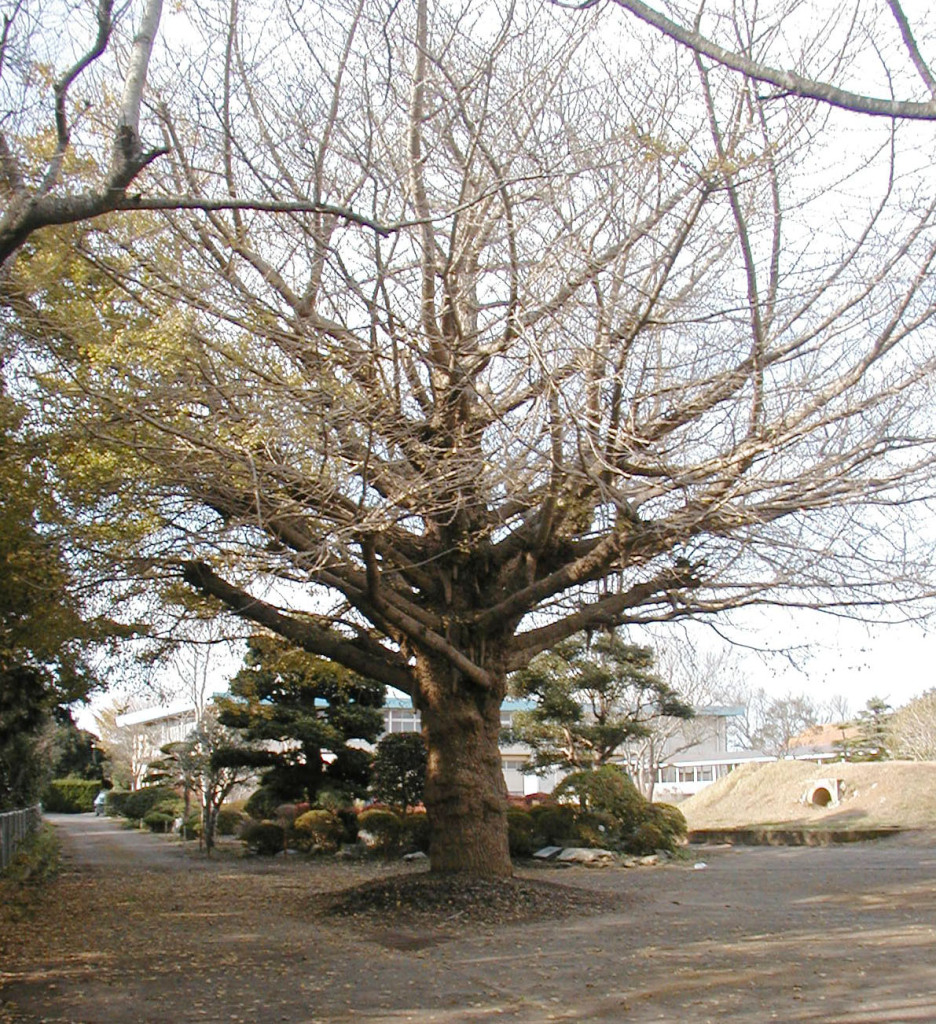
681,759,936,830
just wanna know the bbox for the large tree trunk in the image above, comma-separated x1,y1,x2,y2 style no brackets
416,660,512,877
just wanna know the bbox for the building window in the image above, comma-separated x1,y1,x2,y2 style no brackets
386,708,422,733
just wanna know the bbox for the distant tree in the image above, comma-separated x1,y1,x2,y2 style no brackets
215,634,385,807
713,686,825,757
371,733,427,815
510,631,693,775
888,690,936,761
146,706,255,854
840,697,893,761
41,711,103,782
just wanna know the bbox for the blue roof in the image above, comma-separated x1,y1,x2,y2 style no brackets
383,696,535,712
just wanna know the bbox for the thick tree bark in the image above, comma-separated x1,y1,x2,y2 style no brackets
416,659,512,876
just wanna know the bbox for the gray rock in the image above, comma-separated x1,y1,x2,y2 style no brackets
402,850,429,862
556,847,615,865
533,845,564,861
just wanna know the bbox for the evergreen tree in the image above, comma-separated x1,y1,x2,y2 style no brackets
215,634,385,806
510,631,693,773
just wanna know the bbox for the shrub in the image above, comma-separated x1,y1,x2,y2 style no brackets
528,802,577,845
555,765,645,828
400,811,431,854
216,807,247,836
293,810,343,852
181,812,202,840
573,811,618,849
244,788,281,821
241,820,286,856
507,808,537,858
651,803,688,846
42,778,99,814
143,811,176,833
116,786,179,823
553,767,687,854
2,825,61,884
357,808,403,854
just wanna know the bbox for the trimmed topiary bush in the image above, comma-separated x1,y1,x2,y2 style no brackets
115,786,179,824
293,810,343,852
241,820,286,856
357,808,403,854
42,778,99,813
215,807,247,836
528,802,577,845
507,808,537,857
400,811,431,854
143,811,176,833
573,810,618,849
244,788,281,821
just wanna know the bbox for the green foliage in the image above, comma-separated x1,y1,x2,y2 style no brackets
507,809,537,857
244,788,282,821
528,803,578,845
215,808,247,836
215,634,385,805
554,766,687,854
840,697,893,762
357,808,403,855
293,810,343,852
112,786,177,823
143,811,176,833
43,713,103,781
240,820,286,856
400,811,431,853
510,630,692,773
555,765,645,823
1,824,61,885
370,732,427,813
42,777,99,813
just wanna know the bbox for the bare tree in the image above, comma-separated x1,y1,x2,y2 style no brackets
10,0,936,875
888,690,936,760
562,0,936,120
0,0,383,266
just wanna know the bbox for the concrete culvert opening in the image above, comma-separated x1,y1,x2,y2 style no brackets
803,779,843,808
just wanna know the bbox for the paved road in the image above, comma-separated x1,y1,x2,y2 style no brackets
4,818,936,1023
44,813,199,872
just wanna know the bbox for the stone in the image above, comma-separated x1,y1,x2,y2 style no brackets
533,846,564,861
556,847,615,866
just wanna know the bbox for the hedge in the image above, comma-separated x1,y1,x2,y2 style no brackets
42,778,99,814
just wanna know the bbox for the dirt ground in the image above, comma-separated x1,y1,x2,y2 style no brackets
2,814,936,1023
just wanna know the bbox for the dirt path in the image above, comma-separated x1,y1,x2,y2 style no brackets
2,816,936,1022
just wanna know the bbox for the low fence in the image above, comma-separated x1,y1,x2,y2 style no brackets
0,804,42,872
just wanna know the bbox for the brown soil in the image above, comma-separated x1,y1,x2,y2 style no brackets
681,758,936,830
2,813,936,1023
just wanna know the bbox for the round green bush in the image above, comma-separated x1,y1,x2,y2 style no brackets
507,809,537,857
42,778,100,814
528,803,577,845
215,808,247,836
241,820,286,856
555,765,645,829
244,788,281,821
625,820,668,856
119,786,179,823
293,810,343,852
573,811,618,849
651,803,688,845
357,808,403,855
400,811,431,854
181,812,202,840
